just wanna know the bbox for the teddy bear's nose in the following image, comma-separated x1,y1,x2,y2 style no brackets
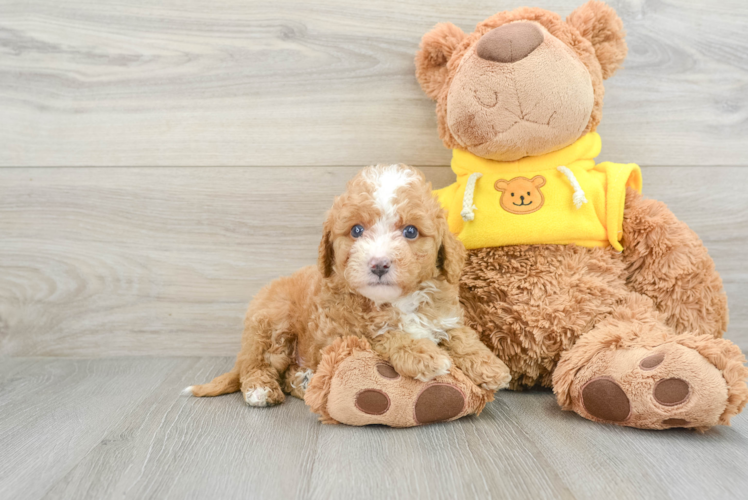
476,22,544,63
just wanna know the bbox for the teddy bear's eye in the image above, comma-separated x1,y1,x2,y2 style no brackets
511,193,514,197
527,191,531,196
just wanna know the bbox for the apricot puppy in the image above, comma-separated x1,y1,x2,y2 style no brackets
184,164,511,406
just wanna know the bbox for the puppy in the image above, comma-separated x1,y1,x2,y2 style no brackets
184,165,511,406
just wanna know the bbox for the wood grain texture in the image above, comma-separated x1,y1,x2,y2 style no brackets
503,389,748,500
1,165,746,357
1,0,747,167
0,357,746,500
0,357,189,500
39,358,321,500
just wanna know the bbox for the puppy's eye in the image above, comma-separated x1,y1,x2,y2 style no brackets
402,225,419,240
350,224,365,238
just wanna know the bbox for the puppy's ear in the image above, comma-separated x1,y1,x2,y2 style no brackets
318,217,335,278
415,23,466,100
567,0,627,79
437,218,466,284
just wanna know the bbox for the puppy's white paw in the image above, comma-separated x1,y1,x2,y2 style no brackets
245,387,272,407
181,386,194,397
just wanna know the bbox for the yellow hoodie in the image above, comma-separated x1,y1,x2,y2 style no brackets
434,133,642,252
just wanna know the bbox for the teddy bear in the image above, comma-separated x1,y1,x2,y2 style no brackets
305,0,748,430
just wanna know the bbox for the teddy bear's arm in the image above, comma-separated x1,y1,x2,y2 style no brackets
621,187,728,338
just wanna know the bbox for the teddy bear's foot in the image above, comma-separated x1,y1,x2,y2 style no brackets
304,336,493,427
557,334,748,431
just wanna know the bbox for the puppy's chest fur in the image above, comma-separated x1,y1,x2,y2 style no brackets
375,284,462,343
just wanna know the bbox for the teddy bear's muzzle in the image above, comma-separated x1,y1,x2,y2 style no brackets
476,22,544,64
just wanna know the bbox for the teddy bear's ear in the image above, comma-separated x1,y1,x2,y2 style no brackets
567,0,627,79
494,180,509,192
531,176,546,188
415,23,466,100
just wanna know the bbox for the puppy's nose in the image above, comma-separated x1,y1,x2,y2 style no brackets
370,258,391,278
476,22,544,63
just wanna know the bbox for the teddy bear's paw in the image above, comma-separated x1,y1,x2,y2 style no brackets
571,341,744,430
311,345,491,427
349,363,468,426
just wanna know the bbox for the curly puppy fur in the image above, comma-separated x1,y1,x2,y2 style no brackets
186,165,510,406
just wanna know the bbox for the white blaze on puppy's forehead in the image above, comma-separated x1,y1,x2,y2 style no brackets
362,164,418,225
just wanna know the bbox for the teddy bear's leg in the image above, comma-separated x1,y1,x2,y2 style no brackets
553,293,748,430
304,336,492,426
621,187,728,338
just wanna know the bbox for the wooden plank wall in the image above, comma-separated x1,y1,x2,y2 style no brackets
1,0,747,356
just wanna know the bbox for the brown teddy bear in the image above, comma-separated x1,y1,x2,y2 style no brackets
305,0,748,431
413,0,748,430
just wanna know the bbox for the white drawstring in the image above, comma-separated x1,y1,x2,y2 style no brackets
557,166,588,209
461,172,483,221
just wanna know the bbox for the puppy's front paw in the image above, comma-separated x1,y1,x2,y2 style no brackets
390,349,452,382
480,358,512,392
414,355,452,382
462,355,512,392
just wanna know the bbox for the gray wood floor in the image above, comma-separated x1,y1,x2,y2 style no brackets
1,357,747,500
2,0,748,499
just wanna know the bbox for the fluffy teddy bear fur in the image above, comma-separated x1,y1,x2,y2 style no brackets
415,0,748,430
416,2,626,156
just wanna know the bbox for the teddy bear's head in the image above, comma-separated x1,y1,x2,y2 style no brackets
415,0,627,162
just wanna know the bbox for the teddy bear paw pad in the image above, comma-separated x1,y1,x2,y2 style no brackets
653,378,690,406
376,363,400,379
581,377,631,422
639,352,664,370
662,418,690,427
355,389,390,415
414,384,466,424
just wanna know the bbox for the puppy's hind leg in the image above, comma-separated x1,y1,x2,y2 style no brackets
238,316,287,407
